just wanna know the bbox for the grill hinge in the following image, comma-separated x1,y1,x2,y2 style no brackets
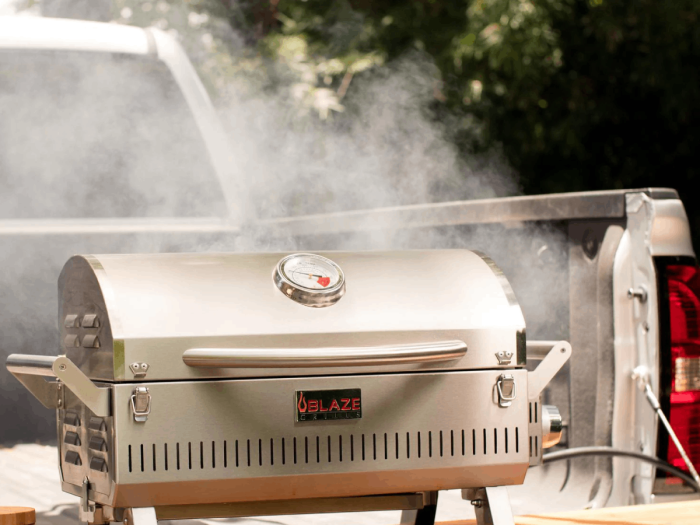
129,362,150,379
130,387,151,422
495,350,513,365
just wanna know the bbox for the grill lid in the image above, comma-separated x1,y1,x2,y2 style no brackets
58,250,526,381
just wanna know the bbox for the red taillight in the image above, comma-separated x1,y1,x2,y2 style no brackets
666,264,700,473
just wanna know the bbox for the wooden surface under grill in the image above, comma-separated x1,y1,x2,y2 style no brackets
4,499,700,525
0,508,35,525
429,500,699,525
4,445,697,525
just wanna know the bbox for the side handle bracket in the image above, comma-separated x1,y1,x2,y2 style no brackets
526,341,572,400
6,354,111,417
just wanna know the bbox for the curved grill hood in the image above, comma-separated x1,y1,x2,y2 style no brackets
58,250,526,382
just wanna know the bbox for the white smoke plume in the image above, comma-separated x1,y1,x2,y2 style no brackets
0,10,569,447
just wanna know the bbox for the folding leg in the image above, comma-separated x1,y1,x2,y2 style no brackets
125,508,158,525
400,491,438,525
462,487,515,525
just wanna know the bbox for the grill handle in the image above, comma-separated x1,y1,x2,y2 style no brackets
182,340,467,368
6,354,111,416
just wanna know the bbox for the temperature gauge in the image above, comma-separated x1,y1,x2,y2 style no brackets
274,253,345,307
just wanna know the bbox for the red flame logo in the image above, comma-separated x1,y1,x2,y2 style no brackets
317,276,331,287
297,391,307,413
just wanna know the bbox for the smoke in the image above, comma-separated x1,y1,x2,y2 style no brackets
218,53,517,221
0,13,569,446
0,47,226,220
207,48,568,339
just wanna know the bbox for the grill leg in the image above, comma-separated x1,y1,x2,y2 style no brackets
400,491,438,525
125,507,158,525
462,487,514,525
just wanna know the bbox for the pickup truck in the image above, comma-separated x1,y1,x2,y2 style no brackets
0,15,697,518
0,14,242,442
251,187,700,513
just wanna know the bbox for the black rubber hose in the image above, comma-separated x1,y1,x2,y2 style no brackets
543,446,700,493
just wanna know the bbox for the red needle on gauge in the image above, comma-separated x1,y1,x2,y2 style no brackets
306,273,331,287
294,272,332,287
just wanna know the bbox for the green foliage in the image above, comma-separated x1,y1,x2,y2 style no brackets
461,0,700,195
246,0,700,245
112,0,700,246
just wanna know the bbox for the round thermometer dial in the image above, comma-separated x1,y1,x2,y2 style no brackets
274,253,345,307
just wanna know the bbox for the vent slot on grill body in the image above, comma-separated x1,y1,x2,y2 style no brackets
125,426,523,476
528,401,542,465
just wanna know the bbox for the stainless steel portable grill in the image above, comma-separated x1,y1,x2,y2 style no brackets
7,250,570,525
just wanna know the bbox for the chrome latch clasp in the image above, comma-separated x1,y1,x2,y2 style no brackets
496,374,516,408
130,386,151,422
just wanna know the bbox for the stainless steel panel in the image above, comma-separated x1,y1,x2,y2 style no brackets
59,387,115,498
6,354,110,416
128,328,519,381
59,250,526,381
108,370,529,505
59,255,119,381
113,464,522,508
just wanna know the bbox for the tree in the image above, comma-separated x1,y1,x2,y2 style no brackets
114,0,700,245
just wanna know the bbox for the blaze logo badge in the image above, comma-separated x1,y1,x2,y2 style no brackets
295,389,362,422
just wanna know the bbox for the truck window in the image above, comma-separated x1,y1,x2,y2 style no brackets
0,49,227,219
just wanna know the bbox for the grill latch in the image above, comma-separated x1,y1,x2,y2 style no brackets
496,374,516,408
130,386,151,422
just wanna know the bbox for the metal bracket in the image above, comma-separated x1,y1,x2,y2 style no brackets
130,387,151,422
6,354,111,417
79,477,96,523
9,372,61,409
526,341,572,400
400,491,438,525
496,374,516,408
462,487,514,525
129,362,150,379
124,507,158,525
495,350,513,365
627,285,648,303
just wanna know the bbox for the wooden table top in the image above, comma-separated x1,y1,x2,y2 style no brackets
4,499,699,525
0,508,35,525
437,499,700,525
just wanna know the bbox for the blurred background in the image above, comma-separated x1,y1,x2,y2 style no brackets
0,1,698,520
3,0,699,244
